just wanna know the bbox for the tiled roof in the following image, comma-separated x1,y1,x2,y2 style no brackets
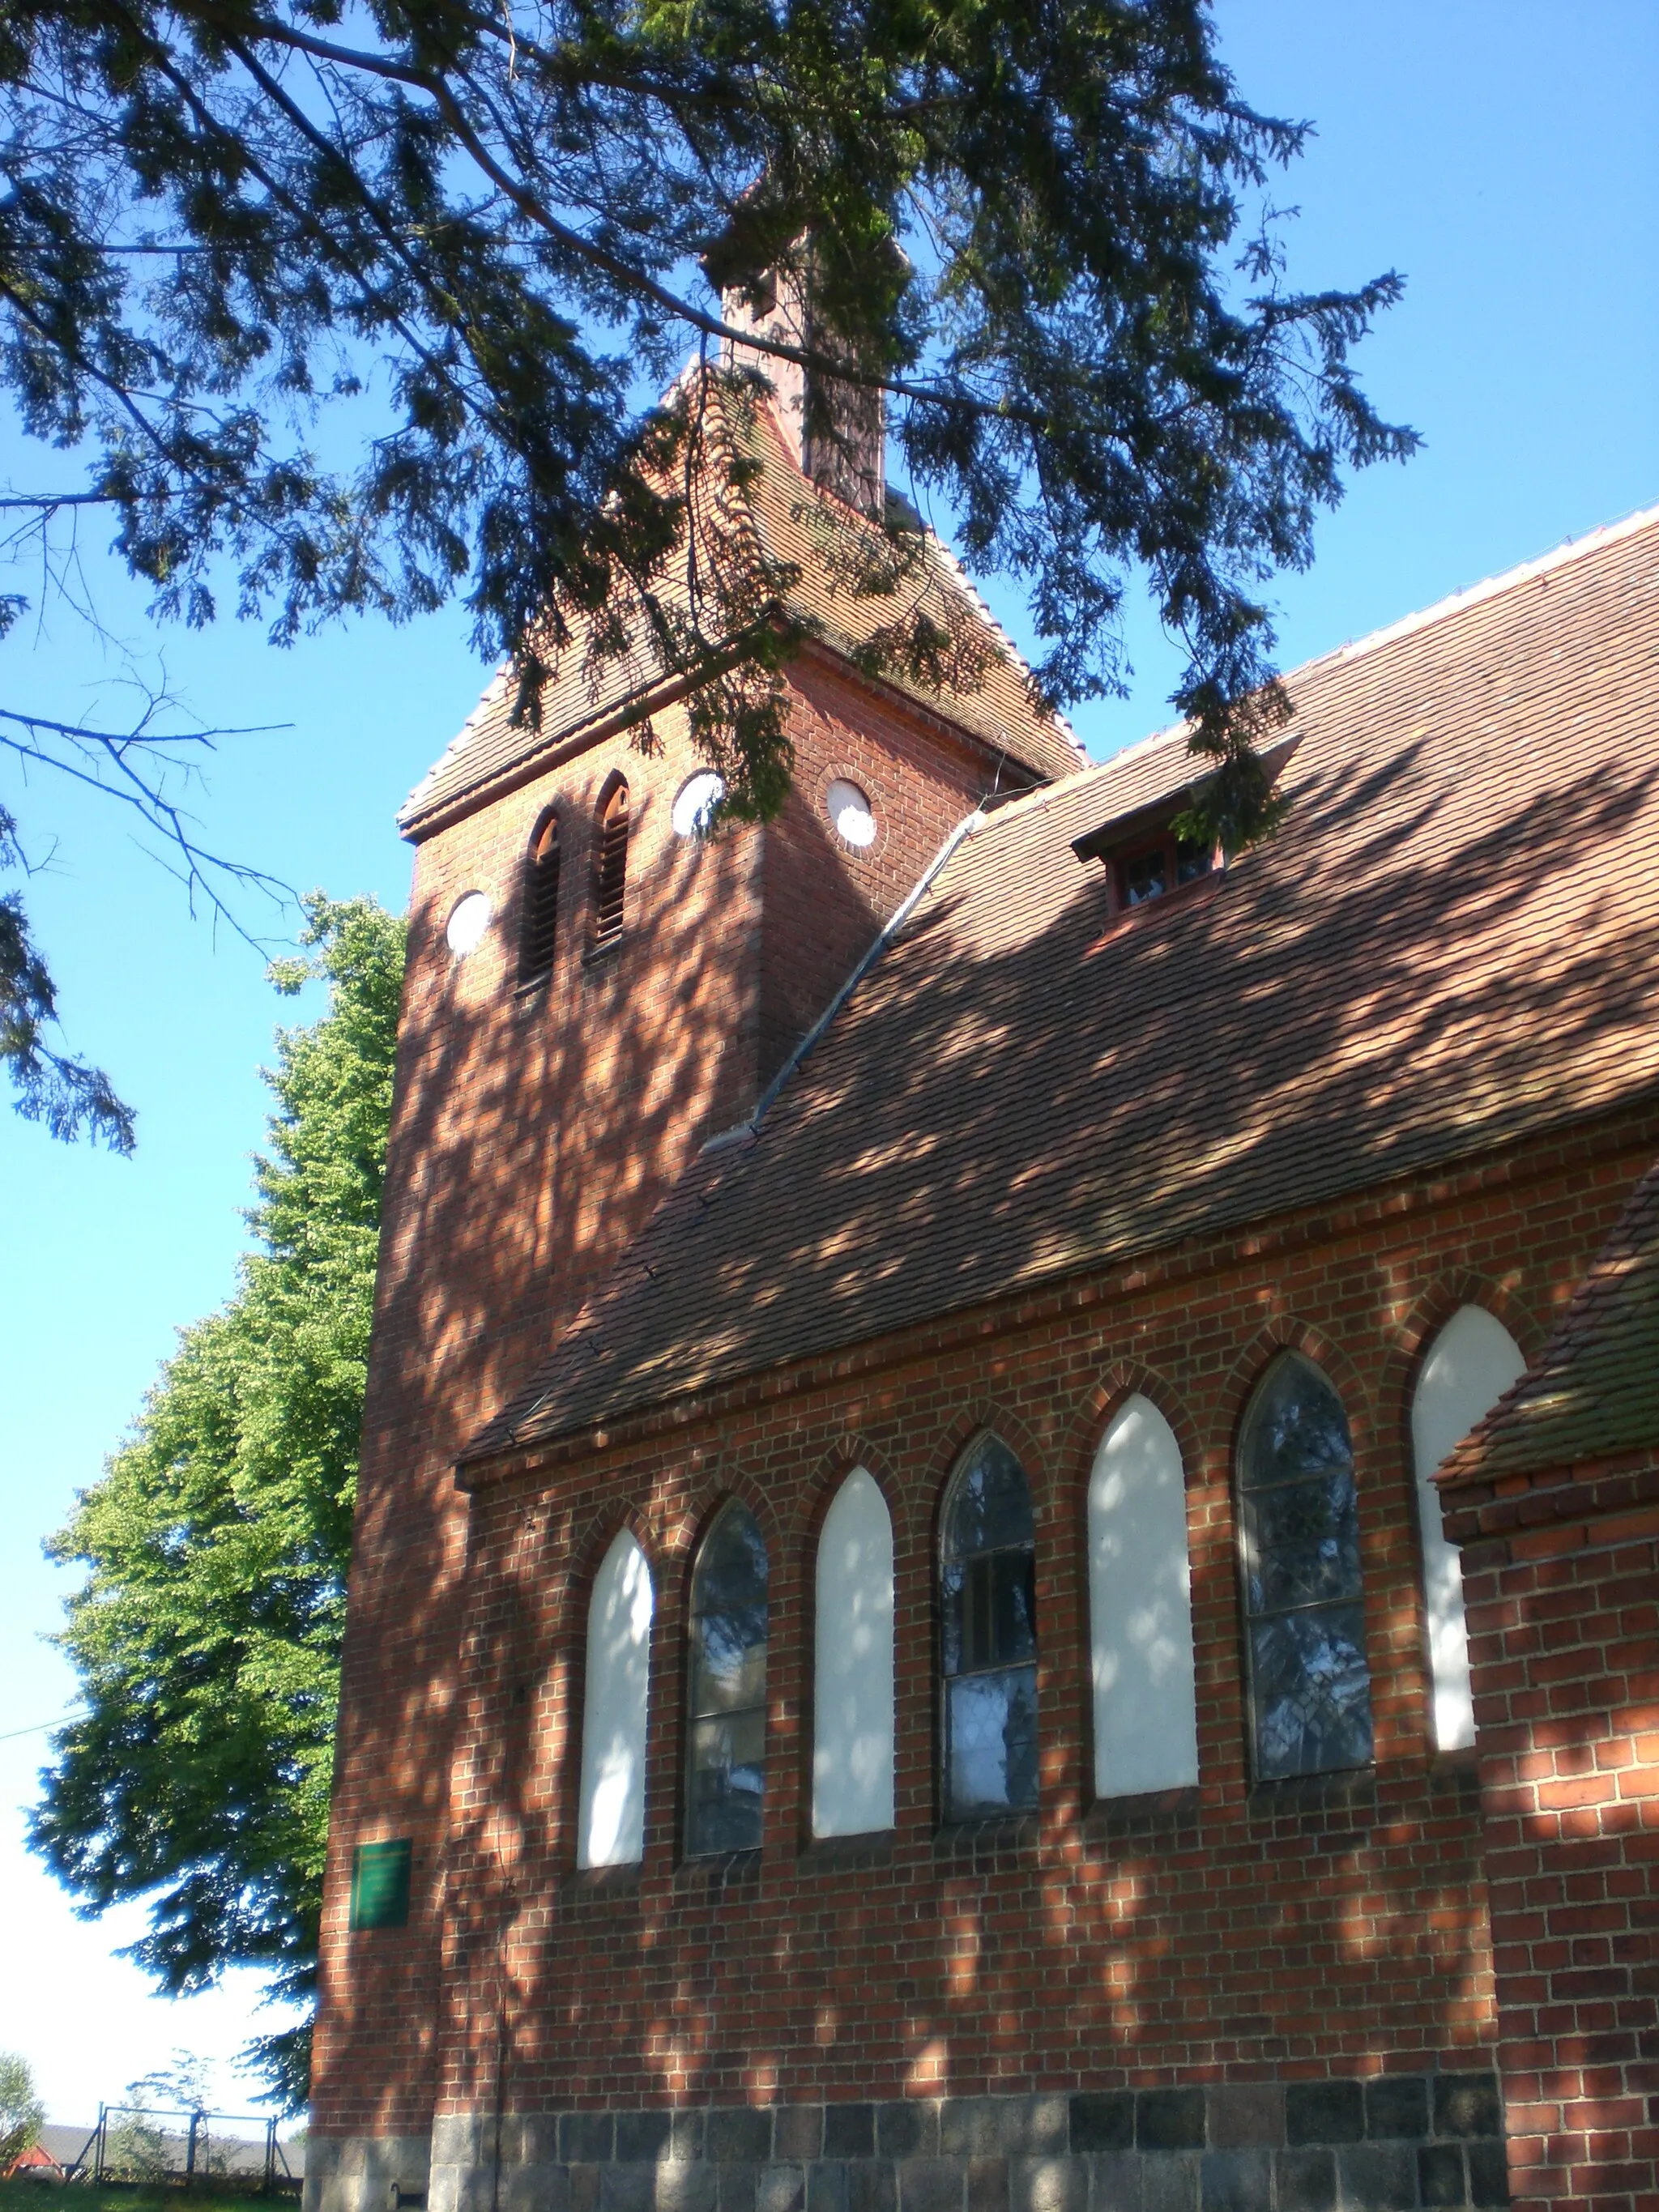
1438,1157,1659,1490
399,378,1081,836
464,505,1659,1465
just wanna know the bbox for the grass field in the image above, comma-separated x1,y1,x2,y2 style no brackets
1,2183,299,2212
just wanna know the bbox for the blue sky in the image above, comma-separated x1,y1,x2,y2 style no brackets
3,0,1657,2123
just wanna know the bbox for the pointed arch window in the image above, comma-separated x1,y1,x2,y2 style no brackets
1411,1307,1525,1752
518,810,561,985
685,1502,768,1855
940,1434,1038,1819
593,778,629,949
576,1530,653,1869
812,1468,895,1839
1238,1354,1374,1780
1088,1396,1198,1800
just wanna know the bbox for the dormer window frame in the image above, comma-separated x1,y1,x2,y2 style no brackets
1071,735,1300,923
1072,799,1222,924
1110,827,1218,917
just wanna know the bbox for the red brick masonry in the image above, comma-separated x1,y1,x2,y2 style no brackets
310,492,1659,2212
313,1091,1657,2212
1443,1448,1659,2210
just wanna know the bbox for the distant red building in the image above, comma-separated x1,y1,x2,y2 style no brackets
7,2143,61,2180
305,336,1659,2212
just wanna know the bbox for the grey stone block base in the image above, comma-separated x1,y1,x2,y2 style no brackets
304,2132,432,2212
318,2073,1508,2212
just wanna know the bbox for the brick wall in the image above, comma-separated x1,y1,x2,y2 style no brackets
312,678,1019,2142
756,652,1016,1083
1444,1448,1659,2211
339,1110,1659,2178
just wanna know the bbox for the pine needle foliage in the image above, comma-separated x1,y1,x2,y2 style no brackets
30,893,406,2112
1,800,136,1151
1,0,1414,849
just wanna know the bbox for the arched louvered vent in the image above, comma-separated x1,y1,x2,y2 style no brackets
518,811,561,984
594,778,629,948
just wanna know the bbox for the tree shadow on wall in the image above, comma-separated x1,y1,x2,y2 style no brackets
316,765,892,2127
428,739,1659,2113
502,742,1659,1449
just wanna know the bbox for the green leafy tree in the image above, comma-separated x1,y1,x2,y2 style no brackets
0,2051,46,2172
30,894,406,2112
0,0,1414,1134
107,2052,212,2184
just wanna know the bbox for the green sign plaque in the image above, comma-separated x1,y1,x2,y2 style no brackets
349,1838,412,1930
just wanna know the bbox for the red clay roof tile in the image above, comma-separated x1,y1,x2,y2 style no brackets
399,377,1081,837
465,505,1659,1465
1438,1155,1659,1490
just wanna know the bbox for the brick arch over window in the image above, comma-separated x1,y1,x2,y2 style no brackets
923,1400,1051,1536
592,774,630,949
795,1434,905,1548
1387,1269,1544,1397
518,806,561,984
671,1468,783,1599
1064,1360,1205,1494
937,1429,1039,1821
1235,1349,1375,1783
1217,1317,1374,1467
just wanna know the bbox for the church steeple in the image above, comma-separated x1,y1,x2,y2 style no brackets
713,252,886,522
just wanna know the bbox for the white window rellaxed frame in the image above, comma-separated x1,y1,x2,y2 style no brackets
1411,1306,1525,1752
1088,1396,1199,1799
812,1468,896,1839
575,1530,654,1869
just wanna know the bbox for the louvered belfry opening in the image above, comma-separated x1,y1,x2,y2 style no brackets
518,811,561,983
593,778,629,949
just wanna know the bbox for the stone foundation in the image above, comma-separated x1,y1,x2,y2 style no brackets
305,2133,433,2212
309,2078,1508,2212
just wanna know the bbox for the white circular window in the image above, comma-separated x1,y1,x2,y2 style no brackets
672,769,726,838
826,777,876,849
445,890,493,957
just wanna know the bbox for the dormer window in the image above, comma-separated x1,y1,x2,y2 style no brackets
1119,833,1213,910
1073,735,1300,920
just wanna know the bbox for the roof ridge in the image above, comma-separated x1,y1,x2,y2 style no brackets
913,532,1085,765
742,390,1081,775
938,711,1196,842
1286,499,1659,687
1011,501,1659,812
399,661,512,824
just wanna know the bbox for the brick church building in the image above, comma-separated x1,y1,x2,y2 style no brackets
304,331,1659,2212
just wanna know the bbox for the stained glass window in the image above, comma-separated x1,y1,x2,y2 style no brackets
685,1502,768,1854
940,1435,1038,1818
1238,1355,1374,1780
